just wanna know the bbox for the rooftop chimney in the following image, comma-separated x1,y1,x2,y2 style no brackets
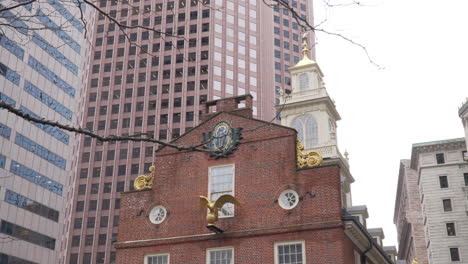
201,94,253,122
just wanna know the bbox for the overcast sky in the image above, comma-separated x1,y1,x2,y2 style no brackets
312,0,468,247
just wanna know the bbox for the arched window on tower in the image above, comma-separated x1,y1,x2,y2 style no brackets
299,73,309,91
291,115,318,148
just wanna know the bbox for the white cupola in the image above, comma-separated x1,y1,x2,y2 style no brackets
277,40,342,159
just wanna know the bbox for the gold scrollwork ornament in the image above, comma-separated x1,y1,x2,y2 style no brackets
134,165,155,190
296,140,323,168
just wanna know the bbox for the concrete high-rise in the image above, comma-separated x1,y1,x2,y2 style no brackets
0,1,92,263
394,139,468,264
66,0,314,263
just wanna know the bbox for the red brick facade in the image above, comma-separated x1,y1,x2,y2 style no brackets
115,101,367,264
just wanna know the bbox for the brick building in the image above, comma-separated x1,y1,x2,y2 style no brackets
114,44,394,264
114,94,392,264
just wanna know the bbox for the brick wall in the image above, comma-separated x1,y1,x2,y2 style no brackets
116,227,358,264
116,111,354,263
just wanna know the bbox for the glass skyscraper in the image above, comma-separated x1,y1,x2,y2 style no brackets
0,1,92,263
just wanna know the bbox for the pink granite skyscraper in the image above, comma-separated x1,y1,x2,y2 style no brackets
66,1,314,263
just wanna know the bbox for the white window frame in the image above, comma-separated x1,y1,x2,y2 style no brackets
449,247,462,262
208,164,235,218
274,240,306,264
445,222,457,237
144,253,170,264
206,246,234,264
441,197,453,212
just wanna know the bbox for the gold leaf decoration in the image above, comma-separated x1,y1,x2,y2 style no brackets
134,165,155,190
199,194,241,225
296,140,323,168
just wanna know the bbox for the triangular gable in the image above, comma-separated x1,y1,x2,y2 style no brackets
156,111,296,156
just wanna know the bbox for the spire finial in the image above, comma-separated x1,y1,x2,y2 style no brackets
302,39,309,59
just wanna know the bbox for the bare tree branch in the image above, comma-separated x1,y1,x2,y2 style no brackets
322,0,362,8
0,0,36,13
269,0,382,69
0,100,213,153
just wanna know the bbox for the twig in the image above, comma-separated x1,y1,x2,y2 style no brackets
0,0,36,13
0,100,213,153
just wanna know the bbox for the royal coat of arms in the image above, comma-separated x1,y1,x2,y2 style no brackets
203,121,242,158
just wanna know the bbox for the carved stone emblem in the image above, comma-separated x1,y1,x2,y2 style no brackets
203,121,242,158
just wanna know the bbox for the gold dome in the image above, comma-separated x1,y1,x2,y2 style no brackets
293,40,317,67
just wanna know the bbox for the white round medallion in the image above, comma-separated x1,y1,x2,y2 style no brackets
278,189,299,210
149,205,167,224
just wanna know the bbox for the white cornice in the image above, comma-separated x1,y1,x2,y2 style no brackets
277,96,341,121
344,221,392,264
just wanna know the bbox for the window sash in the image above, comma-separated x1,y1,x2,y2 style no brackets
145,254,169,264
207,248,233,264
275,241,305,264
209,165,234,217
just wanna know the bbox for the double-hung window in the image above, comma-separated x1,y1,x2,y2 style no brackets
450,248,460,261
207,247,233,264
145,254,169,264
209,165,234,217
275,241,305,264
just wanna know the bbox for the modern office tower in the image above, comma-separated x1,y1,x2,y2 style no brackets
394,139,468,264
67,1,314,263
0,1,92,263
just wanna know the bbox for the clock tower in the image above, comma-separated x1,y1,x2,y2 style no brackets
278,40,342,160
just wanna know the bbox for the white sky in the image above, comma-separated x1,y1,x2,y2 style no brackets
312,0,468,247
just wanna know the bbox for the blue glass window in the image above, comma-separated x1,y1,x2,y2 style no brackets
47,0,84,32
15,133,66,169
24,81,72,120
294,56,299,64
71,0,86,11
32,33,78,75
20,106,70,144
28,56,75,96
0,220,56,250
5,189,59,222
10,160,63,195
0,155,5,168
0,5,29,34
0,122,11,139
274,27,280,34
0,62,20,86
274,50,281,59
275,62,281,70
274,38,281,47
293,33,299,41
24,3,32,11
0,33,25,60
0,92,16,106
275,74,282,83
36,10,81,53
